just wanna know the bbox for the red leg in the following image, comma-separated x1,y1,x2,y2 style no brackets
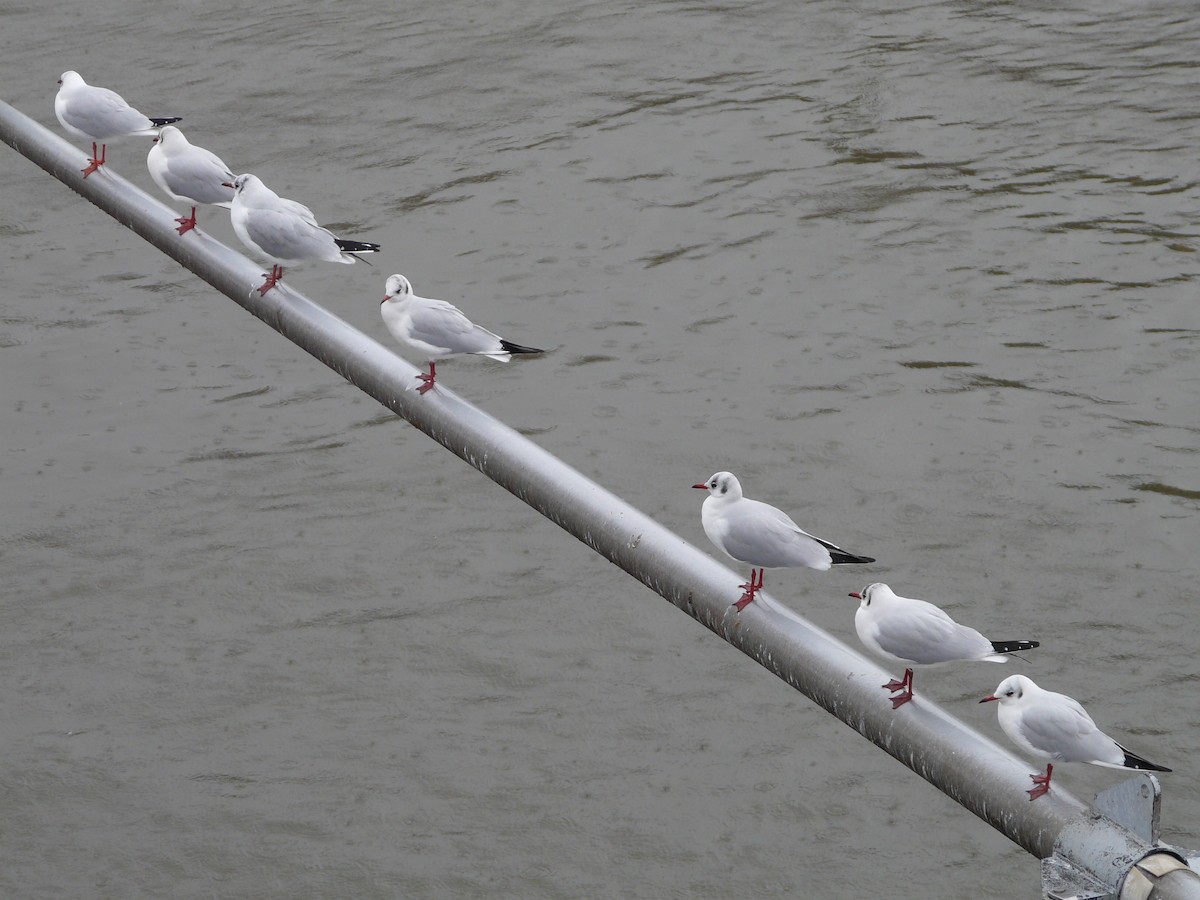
256,264,284,296
1028,764,1053,801
884,668,914,708
732,568,764,612
416,361,437,395
175,206,198,235
81,142,106,178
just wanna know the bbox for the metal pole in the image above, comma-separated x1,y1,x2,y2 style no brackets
3,98,1195,898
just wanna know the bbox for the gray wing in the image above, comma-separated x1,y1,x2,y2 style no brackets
67,86,153,139
872,604,993,665
1019,698,1119,764
161,147,235,206
242,205,343,263
408,299,505,356
715,500,832,569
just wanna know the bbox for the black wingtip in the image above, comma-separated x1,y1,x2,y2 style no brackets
499,340,544,355
149,116,183,127
990,639,1040,654
334,238,382,254
1122,748,1172,773
829,552,875,565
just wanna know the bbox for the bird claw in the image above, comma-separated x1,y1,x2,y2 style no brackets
175,208,198,235
415,362,437,395
883,678,907,692
256,264,284,296
1027,766,1052,801
889,691,913,709
81,142,106,178
731,569,764,612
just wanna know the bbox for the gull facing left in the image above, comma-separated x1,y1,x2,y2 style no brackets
692,471,874,612
380,274,544,394
147,126,235,235
226,174,381,295
850,582,1039,708
981,674,1171,800
55,70,181,178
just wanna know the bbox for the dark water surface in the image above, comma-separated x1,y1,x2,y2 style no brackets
2,1,1197,897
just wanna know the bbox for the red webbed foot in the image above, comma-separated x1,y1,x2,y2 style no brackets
257,264,284,296
81,142,107,178
175,207,198,235
731,569,764,612
883,668,914,709
1027,764,1053,801
415,362,437,395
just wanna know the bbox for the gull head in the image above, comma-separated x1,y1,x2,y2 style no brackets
692,471,742,501
154,125,184,147
980,673,1035,706
226,174,263,195
849,582,890,605
383,274,413,304
59,71,83,88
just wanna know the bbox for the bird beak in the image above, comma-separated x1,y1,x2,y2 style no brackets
381,295,390,302
222,181,234,188
979,695,998,704
692,483,708,490
848,591,862,599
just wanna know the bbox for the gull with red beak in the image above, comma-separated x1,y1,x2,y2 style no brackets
980,674,1171,800
849,582,1038,709
692,471,874,612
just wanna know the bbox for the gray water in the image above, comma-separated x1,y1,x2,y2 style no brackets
2,1,1198,897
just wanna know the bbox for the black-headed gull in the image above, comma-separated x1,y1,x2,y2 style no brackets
147,126,235,235
380,274,544,395
55,71,181,179
225,174,381,296
850,582,1039,709
980,674,1171,800
692,471,874,612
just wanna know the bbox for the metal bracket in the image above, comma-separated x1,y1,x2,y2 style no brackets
1041,776,1200,900
1093,774,1162,845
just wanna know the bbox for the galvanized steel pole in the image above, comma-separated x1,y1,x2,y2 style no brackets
3,99,1196,899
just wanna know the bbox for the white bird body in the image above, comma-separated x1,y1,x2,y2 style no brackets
693,471,873,611
226,174,380,294
852,582,1038,708
853,583,1021,667
229,174,359,265
55,70,170,142
981,674,1170,799
148,126,235,208
147,126,234,234
55,71,181,178
380,274,543,394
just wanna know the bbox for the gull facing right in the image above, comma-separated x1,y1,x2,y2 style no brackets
850,582,1039,708
226,174,381,296
55,70,181,178
981,674,1171,800
692,471,874,612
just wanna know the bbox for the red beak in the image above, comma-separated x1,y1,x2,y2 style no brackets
692,482,709,490
979,695,998,704
222,181,234,188
848,591,862,599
